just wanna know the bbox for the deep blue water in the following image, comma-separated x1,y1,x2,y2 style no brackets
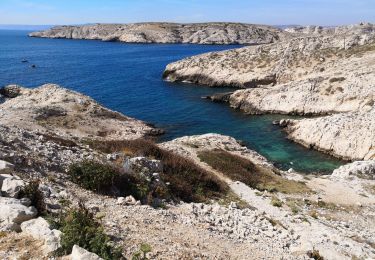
0,30,344,173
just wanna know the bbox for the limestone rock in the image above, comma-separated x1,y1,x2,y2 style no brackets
29,23,285,45
0,197,37,231
285,110,375,160
1,176,25,198
71,245,103,260
0,160,14,174
21,217,62,253
332,161,375,179
0,84,159,141
123,157,163,178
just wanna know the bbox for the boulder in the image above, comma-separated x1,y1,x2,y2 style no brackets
123,157,163,178
21,217,62,253
0,160,14,174
71,245,103,260
0,197,37,231
1,176,25,198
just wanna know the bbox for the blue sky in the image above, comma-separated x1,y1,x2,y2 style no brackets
0,0,374,26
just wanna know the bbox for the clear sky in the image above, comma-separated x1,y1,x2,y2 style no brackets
0,0,374,26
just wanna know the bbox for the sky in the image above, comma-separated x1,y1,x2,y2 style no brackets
0,0,374,26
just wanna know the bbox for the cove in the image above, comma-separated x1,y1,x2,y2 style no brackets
0,30,344,173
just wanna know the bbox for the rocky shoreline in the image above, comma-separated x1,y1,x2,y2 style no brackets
163,23,375,161
0,84,374,259
29,22,285,45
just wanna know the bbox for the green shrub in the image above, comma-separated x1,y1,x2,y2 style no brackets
56,204,123,260
68,161,117,193
19,179,46,215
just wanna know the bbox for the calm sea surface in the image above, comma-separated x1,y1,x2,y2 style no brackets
0,30,344,173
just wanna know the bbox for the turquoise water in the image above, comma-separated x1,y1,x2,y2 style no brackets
0,30,344,173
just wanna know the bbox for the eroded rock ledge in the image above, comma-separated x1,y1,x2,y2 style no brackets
0,84,161,140
29,22,285,45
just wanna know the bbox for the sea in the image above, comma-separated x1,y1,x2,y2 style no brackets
0,30,344,173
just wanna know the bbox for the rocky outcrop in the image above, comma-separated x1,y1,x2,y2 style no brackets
164,23,375,160
29,23,285,45
164,23,375,89
1,176,25,198
332,160,375,179
0,84,160,140
0,197,37,231
285,110,375,161
21,217,62,253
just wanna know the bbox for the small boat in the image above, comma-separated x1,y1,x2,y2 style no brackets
21,59,28,63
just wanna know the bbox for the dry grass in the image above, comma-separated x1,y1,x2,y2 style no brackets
197,149,310,194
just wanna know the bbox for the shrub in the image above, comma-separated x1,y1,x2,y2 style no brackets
198,149,310,194
68,161,118,193
84,139,229,203
271,197,283,207
132,243,152,260
56,204,123,260
68,160,147,200
19,179,46,215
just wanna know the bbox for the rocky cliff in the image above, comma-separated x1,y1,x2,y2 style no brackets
29,23,286,45
163,23,375,161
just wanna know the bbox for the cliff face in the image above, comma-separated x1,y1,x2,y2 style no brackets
29,23,285,45
163,23,375,161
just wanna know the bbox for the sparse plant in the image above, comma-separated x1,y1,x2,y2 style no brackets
307,249,324,260
19,179,46,215
56,204,123,260
271,197,283,207
132,243,152,260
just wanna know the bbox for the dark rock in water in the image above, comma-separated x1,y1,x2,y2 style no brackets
0,85,22,98
204,92,233,103
31,64,36,68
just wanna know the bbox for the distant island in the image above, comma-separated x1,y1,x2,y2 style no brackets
29,22,286,45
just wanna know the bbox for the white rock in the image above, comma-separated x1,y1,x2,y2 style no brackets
21,217,62,253
0,160,14,175
332,160,375,179
1,176,25,198
71,245,103,260
123,157,163,177
0,197,37,231
125,195,137,205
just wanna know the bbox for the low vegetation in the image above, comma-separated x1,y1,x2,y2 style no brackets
68,161,153,203
53,204,123,260
18,179,46,215
197,149,310,194
74,139,230,203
